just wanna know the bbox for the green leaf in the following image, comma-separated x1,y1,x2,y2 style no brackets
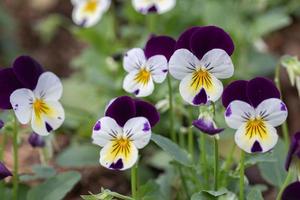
246,188,263,200
258,139,287,187
245,152,275,168
151,133,191,166
139,180,165,200
191,192,214,200
20,165,56,181
27,171,81,200
191,188,229,200
56,144,99,167
203,188,228,196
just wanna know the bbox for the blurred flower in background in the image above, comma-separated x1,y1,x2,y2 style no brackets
282,181,300,200
71,0,111,28
92,96,159,170
281,55,300,98
222,77,288,153
28,132,46,148
132,0,176,15
0,162,12,180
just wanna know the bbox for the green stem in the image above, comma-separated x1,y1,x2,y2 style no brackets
274,63,289,148
239,151,245,200
167,75,176,142
12,116,19,200
214,137,219,190
276,169,294,200
199,134,209,186
177,165,190,199
131,164,138,200
0,132,7,161
188,126,194,161
221,143,236,186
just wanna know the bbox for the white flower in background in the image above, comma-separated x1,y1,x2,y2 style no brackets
132,0,176,14
123,48,168,97
169,48,234,106
281,55,300,98
72,0,111,28
10,72,65,136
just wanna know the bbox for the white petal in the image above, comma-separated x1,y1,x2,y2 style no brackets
123,48,146,72
92,117,122,147
31,100,65,136
100,140,138,170
179,73,223,105
225,100,255,129
235,122,278,153
255,98,288,127
169,49,200,80
154,0,176,14
34,72,63,101
132,0,153,14
123,71,154,97
10,89,34,124
123,117,151,149
200,49,234,79
146,55,168,83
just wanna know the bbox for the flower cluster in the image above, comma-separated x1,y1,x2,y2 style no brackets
72,0,176,28
92,96,159,170
123,35,175,97
222,77,288,153
0,56,65,136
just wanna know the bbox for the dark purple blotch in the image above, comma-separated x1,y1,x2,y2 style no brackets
281,102,287,111
109,159,123,170
193,88,207,105
225,106,232,117
162,69,168,73
94,121,101,131
147,5,158,13
45,122,53,132
134,89,140,95
143,122,150,132
251,141,263,153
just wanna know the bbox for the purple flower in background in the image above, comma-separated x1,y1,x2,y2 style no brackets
193,116,224,135
0,162,12,180
28,132,46,148
282,181,300,200
132,0,176,15
0,120,4,130
169,26,235,106
123,35,175,97
92,96,159,170
0,56,44,109
222,77,288,153
285,132,300,171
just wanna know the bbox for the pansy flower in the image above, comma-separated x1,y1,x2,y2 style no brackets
132,0,176,15
222,77,288,153
72,0,111,28
285,132,300,171
28,132,46,148
282,181,300,200
169,26,235,106
123,35,175,97
0,162,12,180
92,96,159,170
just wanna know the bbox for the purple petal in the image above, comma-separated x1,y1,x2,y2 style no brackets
144,35,176,60
282,182,300,200
225,106,232,117
28,132,46,148
222,80,250,108
0,162,12,180
190,26,235,59
193,118,224,135
12,55,44,90
134,99,160,127
192,88,207,105
285,132,300,171
251,140,263,153
105,96,136,127
109,159,124,170
0,68,23,109
175,26,200,50
247,77,280,108
0,120,4,130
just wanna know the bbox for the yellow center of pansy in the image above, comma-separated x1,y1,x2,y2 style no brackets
110,137,131,158
33,99,51,120
83,0,98,13
190,68,213,91
134,68,151,85
245,118,267,139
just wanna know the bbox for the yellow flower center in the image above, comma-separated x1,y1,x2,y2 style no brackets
83,0,98,13
245,118,267,139
134,68,151,85
111,137,131,158
33,99,50,119
190,68,213,91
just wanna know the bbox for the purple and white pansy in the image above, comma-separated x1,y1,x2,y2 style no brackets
169,26,235,106
92,96,159,170
72,0,111,28
123,35,175,97
222,77,288,153
132,0,176,15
